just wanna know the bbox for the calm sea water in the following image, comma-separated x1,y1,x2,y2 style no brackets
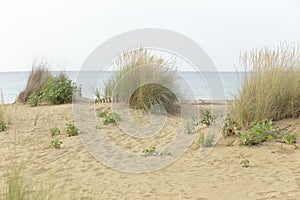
0,71,243,104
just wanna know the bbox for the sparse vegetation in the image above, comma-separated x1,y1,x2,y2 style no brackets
228,43,300,127
50,127,60,136
222,114,241,138
51,139,62,149
65,123,79,137
141,147,172,157
202,134,215,147
97,111,120,125
283,134,297,145
0,121,6,132
225,139,235,146
200,110,216,126
240,159,250,168
142,147,158,157
97,110,108,118
26,92,40,107
239,119,281,146
184,120,197,134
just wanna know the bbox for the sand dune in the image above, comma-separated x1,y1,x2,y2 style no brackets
1,103,300,199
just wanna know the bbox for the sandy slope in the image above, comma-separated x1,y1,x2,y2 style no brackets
1,103,300,199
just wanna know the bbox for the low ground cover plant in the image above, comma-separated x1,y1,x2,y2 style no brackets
239,119,281,146
200,110,216,127
65,123,79,136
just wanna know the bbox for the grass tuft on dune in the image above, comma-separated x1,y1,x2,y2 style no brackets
228,43,300,127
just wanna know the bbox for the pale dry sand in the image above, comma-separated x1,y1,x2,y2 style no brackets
1,103,300,199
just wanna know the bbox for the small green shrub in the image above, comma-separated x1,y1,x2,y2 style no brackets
142,147,158,157
65,123,79,136
41,74,76,105
97,110,108,118
200,110,216,126
239,119,280,146
222,114,242,137
283,134,297,145
103,112,120,125
51,139,62,149
26,92,40,107
240,159,250,168
50,127,60,136
0,121,7,132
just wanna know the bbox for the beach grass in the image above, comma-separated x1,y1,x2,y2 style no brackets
17,61,52,103
228,43,300,127
104,48,180,114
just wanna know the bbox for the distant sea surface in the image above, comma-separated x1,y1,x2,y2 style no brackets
0,71,243,104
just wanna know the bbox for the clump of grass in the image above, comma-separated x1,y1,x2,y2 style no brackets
65,123,79,136
184,120,197,134
228,43,300,127
202,134,215,147
104,48,180,115
225,138,235,146
2,167,59,199
17,62,52,103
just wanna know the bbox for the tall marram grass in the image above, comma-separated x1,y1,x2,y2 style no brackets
228,43,300,127
104,48,180,114
17,62,52,103
1,167,58,200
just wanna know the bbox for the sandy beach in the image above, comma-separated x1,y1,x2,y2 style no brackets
1,103,300,199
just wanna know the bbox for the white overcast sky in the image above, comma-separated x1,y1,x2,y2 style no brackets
0,0,299,72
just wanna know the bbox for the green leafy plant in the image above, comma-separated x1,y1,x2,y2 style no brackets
240,159,250,168
97,110,108,118
51,139,62,149
50,127,60,136
239,119,280,146
222,114,242,137
142,147,158,157
283,134,297,145
103,112,120,125
200,110,216,126
41,74,76,105
65,123,79,136
0,121,7,132
26,92,40,107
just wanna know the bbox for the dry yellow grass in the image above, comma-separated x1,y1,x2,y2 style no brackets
228,43,300,127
